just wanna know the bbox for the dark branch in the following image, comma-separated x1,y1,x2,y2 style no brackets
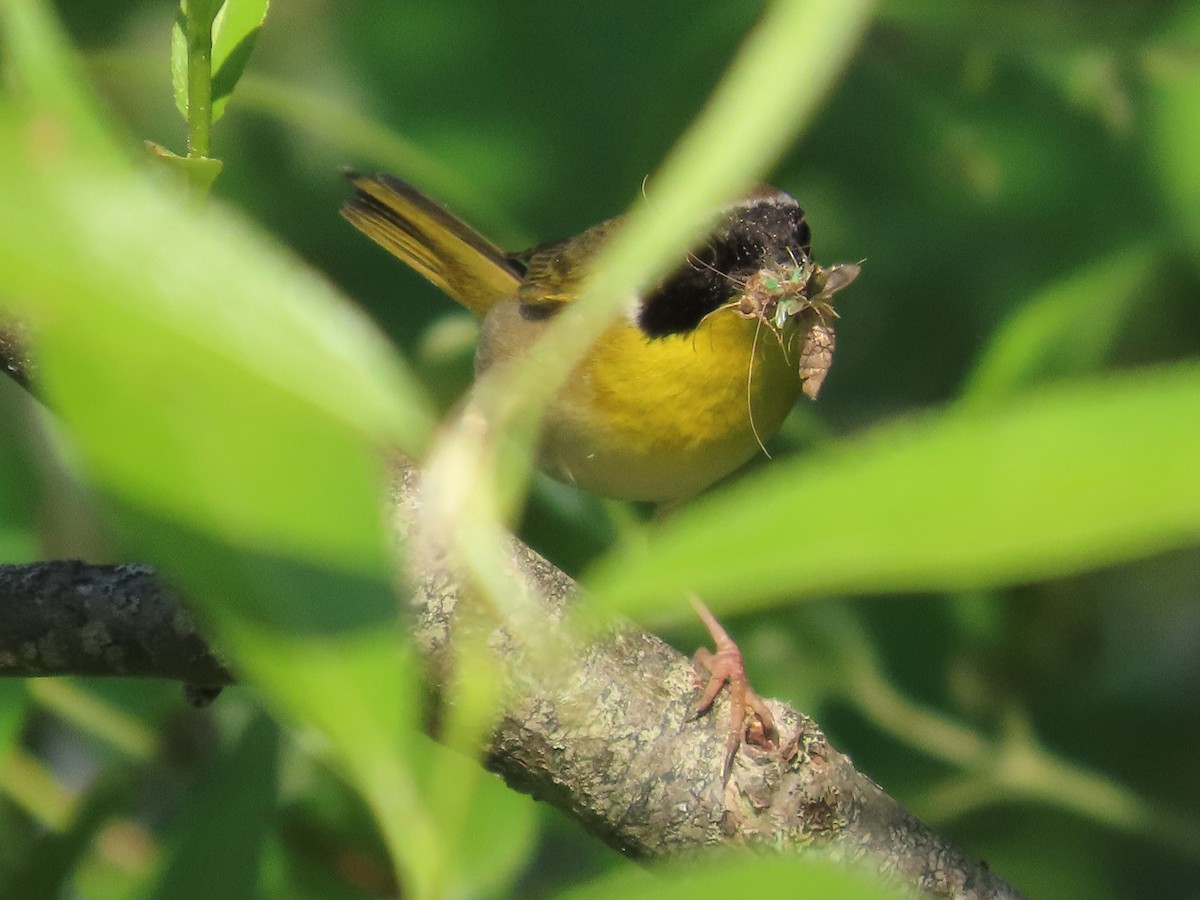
0,560,231,686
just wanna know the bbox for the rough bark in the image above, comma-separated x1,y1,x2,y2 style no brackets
0,335,1024,899
0,560,230,686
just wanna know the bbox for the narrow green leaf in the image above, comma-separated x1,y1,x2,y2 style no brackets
451,766,538,897
1144,5,1200,263
0,683,28,758
5,767,136,900
170,9,188,120
0,138,431,563
152,714,279,900
211,0,270,123
585,365,1200,624
559,854,905,900
0,5,445,892
0,380,40,563
222,626,443,899
963,243,1159,403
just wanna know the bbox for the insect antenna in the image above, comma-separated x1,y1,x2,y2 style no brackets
746,313,772,460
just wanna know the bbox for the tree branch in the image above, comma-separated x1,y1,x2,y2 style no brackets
0,471,1025,900
0,560,230,686
0,333,1023,899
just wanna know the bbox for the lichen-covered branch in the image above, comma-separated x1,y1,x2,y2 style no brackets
0,334,1023,899
388,462,1023,899
0,465,1024,899
0,560,230,685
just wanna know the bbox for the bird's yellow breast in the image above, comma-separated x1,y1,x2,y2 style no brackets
538,306,802,503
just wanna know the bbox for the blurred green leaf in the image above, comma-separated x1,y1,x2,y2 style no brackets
0,683,28,758
0,130,431,563
170,8,188,120
963,242,1159,402
4,767,136,900
0,380,40,563
1144,4,1200,263
558,854,904,900
211,615,444,898
211,0,269,123
0,2,447,893
410,741,539,899
152,713,279,900
586,364,1200,624
0,0,124,165
455,773,538,896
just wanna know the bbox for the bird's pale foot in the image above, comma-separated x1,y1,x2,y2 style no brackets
689,596,778,782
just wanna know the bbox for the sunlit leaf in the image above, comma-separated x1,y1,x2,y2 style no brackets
0,4,445,892
0,0,124,164
559,854,905,900
211,0,270,122
586,365,1200,624
0,134,431,563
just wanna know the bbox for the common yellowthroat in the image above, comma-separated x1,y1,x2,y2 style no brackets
341,173,859,777
340,173,859,506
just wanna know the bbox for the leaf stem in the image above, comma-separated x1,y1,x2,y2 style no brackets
184,1,216,158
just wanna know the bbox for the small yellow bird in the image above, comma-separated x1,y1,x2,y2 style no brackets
341,172,859,777
341,173,858,506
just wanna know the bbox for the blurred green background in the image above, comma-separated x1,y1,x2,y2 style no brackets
2,0,1199,897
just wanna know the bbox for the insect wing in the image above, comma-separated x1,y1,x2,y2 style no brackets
798,314,836,400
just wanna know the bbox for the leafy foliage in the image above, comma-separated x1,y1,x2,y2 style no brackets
0,0,1198,898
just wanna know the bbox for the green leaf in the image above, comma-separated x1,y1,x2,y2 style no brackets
1144,5,1200,263
585,364,1200,624
0,135,431,563
558,854,905,900
211,0,270,123
0,380,40,563
0,0,125,165
407,740,540,899
0,682,28,758
4,767,137,900
239,627,444,897
962,243,1159,403
0,4,446,891
171,8,188,120
151,714,279,900
0,111,440,897
173,0,267,124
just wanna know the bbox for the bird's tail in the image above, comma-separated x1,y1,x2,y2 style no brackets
340,172,521,316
